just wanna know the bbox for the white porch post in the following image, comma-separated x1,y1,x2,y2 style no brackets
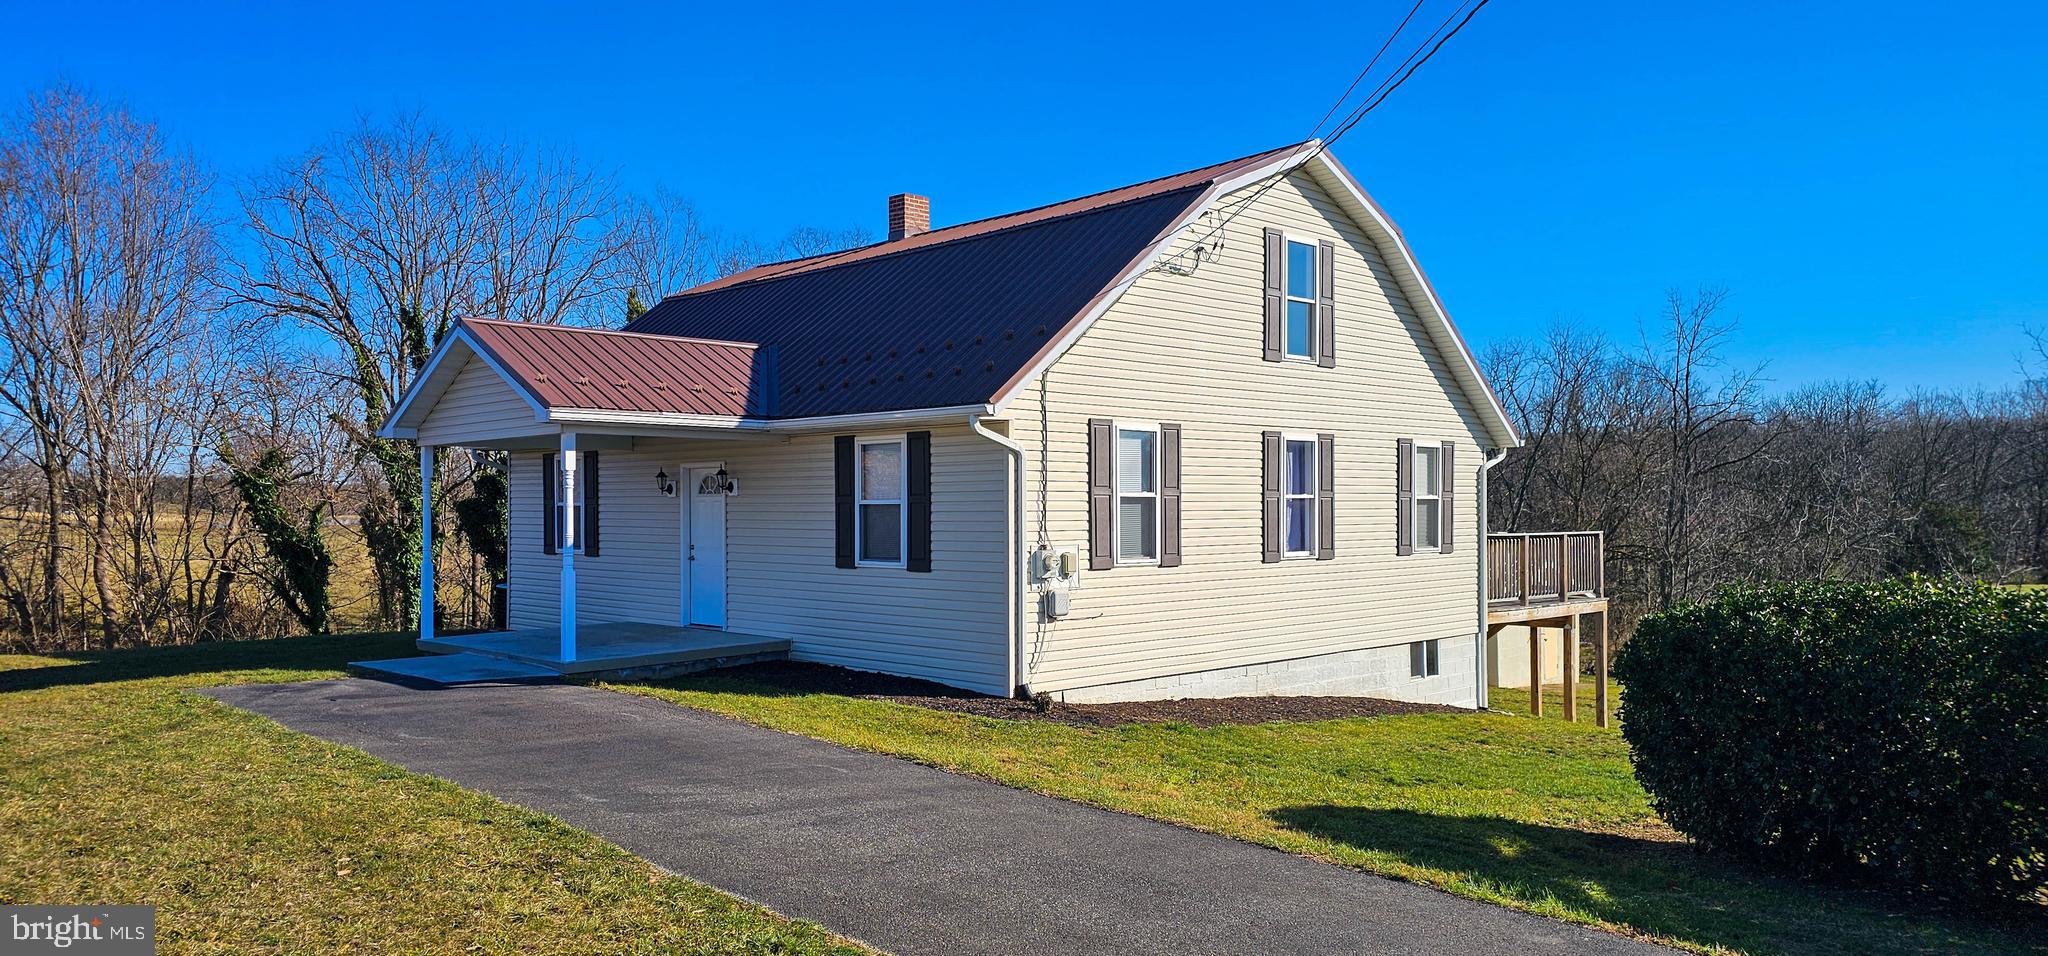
559,431,578,662
418,444,435,643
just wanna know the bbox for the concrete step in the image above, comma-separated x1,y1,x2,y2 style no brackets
349,653,561,687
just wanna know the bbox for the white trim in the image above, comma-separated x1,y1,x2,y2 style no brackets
989,145,1320,416
379,325,548,438
1278,232,1319,361
853,433,909,569
544,402,995,434
1279,431,1319,558
1111,420,1163,566
677,458,727,628
1303,150,1520,447
1410,439,1445,554
987,142,1520,449
1409,638,1442,679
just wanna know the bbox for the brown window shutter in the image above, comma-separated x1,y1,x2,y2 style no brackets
1261,431,1282,563
1316,433,1336,560
1159,424,1183,568
1440,441,1456,554
1316,240,1336,368
582,451,600,557
541,452,557,555
833,435,855,569
906,430,933,572
1262,228,1284,362
1396,438,1415,556
1088,419,1115,570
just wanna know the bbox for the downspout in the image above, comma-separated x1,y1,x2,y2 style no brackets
1476,446,1509,709
969,413,1029,697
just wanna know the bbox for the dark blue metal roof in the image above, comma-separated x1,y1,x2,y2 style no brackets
626,185,1209,418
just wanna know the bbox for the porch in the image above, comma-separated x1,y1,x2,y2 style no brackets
1485,532,1611,726
352,621,791,684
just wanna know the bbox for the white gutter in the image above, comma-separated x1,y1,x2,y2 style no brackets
542,402,997,434
1476,446,1509,709
969,412,1029,697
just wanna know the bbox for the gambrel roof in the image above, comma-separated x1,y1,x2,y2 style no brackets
385,142,1518,447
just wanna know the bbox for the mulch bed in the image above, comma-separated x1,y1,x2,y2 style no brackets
691,660,1467,728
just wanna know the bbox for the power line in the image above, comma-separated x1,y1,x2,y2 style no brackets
1323,0,1494,148
1307,0,1431,143
1174,0,1494,260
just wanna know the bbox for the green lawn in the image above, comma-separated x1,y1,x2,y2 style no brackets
0,635,864,955
614,673,2043,956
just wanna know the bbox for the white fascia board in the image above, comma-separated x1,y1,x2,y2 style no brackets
377,325,549,439
539,402,997,435
1304,151,1522,449
987,144,1318,415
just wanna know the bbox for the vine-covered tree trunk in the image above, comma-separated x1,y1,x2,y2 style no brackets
220,446,334,635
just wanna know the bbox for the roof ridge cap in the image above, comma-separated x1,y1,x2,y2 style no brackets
660,141,1309,303
459,316,761,350
662,182,1214,302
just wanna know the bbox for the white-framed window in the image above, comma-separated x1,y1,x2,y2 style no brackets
548,454,586,552
1412,440,1443,551
1283,436,1317,557
855,436,907,567
1115,424,1160,563
1283,238,1318,359
1409,639,1441,678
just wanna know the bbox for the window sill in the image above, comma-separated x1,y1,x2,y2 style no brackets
854,560,907,570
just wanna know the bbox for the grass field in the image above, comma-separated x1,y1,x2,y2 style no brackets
0,635,864,955
616,673,2043,956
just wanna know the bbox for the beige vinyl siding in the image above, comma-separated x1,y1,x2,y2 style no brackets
413,356,544,445
1008,169,1489,697
507,425,1010,694
506,442,683,631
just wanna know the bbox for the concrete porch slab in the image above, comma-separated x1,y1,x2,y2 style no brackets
349,652,561,686
418,621,790,676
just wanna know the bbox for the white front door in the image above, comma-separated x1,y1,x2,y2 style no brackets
683,466,727,627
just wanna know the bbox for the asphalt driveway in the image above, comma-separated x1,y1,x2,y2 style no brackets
202,678,1674,956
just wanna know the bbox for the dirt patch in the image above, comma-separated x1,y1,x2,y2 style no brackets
687,660,1467,728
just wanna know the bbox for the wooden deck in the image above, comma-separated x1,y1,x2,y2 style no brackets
1485,532,1611,726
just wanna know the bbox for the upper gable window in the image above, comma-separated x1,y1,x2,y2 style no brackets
1284,239,1318,359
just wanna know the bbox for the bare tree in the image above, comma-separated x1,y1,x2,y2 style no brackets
233,113,634,628
0,85,220,648
1633,288,1774,610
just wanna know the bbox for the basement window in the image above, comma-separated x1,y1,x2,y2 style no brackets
1409,639,1441,679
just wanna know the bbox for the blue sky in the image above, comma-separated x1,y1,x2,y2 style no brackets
4,0,2042,393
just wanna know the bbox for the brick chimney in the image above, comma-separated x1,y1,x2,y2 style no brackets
887,193,930,241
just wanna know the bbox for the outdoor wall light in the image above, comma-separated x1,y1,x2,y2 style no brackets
655,467,677,497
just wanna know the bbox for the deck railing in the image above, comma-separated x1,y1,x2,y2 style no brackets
1486,532,1603,605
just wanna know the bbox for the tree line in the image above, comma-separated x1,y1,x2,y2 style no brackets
1485,288,2044,639
0,85,864,651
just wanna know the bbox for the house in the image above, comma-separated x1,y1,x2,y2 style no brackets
375,140,1610,709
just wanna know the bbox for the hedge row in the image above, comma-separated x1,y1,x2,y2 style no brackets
1615,578,2046,900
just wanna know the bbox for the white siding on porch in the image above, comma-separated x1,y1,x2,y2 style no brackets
507,443,684,630
413,356,542,445
1006,169,1490,703
507,425,1010,694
